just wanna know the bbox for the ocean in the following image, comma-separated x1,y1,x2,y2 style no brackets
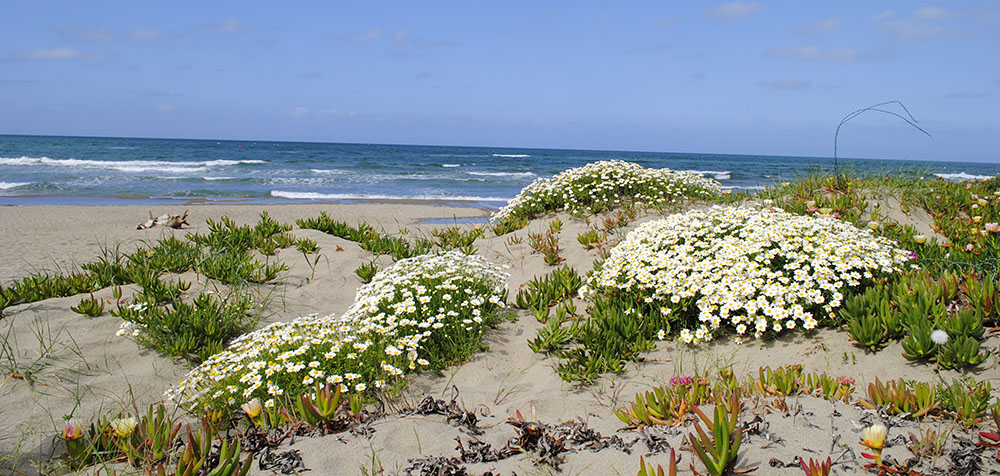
1,135,998,207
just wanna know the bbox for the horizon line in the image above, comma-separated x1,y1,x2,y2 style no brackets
0,132,994,165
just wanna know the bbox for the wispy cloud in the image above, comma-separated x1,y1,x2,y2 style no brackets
128,29,164,41
348,27,382,43
946,91,990,99
704,2,761,20
297,72,324,79
15,47,105,61
393,29,458,50
766,44,857,62
882,6,956,40
798,17,842,33
870,10,896,22
58,25,165,43
288,106,358,118
758,79,811,90
215,18,244,34
653,16,678,28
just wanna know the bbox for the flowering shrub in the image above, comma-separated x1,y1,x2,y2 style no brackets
489,160,721,231
582,206,913,345
166,251,508,412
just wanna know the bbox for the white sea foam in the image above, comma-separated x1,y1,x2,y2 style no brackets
310,169,349,175
679,169,731,180
442,163,461,167
0,156,264,174
0,181,30,190
203,176,236,181
270,190,509,201
934,172,997,181
491,154,530,158
467,171,536,178
721,185,765,191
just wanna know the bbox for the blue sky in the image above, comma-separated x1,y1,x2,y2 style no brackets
2,1,998,162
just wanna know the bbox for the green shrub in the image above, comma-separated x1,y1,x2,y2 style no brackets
113,293,257,365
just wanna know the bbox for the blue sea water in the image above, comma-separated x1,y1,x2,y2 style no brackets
1,135,998,207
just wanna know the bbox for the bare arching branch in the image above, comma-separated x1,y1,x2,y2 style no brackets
834,100,932,170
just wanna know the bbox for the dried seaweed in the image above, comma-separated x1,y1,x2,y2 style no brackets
456,437,514,463
742,415,783,447
258,447,307,474
949,436,984,476
412,387,483,435
638,425,679,454
405,455,468,476
505,414,566,468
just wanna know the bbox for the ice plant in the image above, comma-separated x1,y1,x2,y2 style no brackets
860,423,888,466
913,234,927,244
110,417,138,438
799,456,832,476
241,398,263,426
57,420,90,469
59,420,84,441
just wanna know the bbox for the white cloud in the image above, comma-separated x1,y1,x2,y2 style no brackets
349,27,382,43
759,79,811,90
883,6,956,40
215,18,243,34
704,2,761,20
15,47,104,61
129,29,164,41
799,16,842,33
319,109,358,117
914,6,953,20
392,29,457,50
288,106,357,118
870,10,896,22
766,44,857,62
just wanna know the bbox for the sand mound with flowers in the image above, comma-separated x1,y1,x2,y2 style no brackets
1,169,998,475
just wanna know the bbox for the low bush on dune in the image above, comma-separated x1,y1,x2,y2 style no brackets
582,205,913,346
167,251,508,412
489,160,722,234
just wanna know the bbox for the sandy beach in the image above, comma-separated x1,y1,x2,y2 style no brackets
1,197,996,476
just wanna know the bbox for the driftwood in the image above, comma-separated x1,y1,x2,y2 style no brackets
137,210,189,230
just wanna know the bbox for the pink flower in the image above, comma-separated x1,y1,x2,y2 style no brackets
669,375,693,386
966,243,974,252
832,212,841,219
986,222,999,233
